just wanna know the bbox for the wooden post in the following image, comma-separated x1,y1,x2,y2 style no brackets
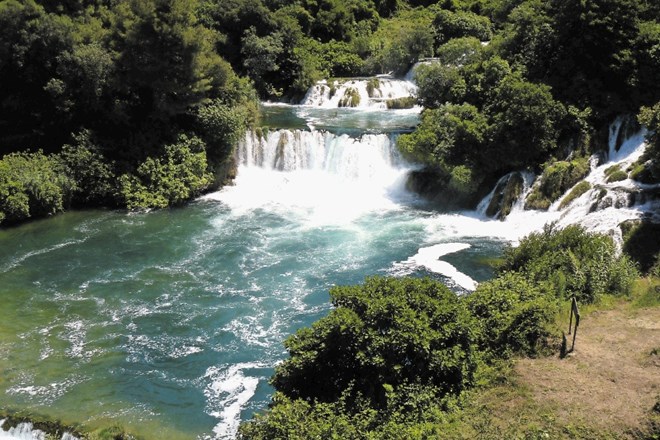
570,297,580,352
568,296,574,335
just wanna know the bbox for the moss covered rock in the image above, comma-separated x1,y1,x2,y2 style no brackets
525,157,590,210
485,172,525,219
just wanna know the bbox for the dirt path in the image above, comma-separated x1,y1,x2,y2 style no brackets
514,305,660,437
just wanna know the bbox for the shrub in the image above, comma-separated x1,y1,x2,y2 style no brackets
58,131,115,206
272,277,476,409
386,97,417,109
338,87,361,107
0,151,73,225
526,158,590,210
501,224,639,303
467,272,558,358
606,168,628,182
433,9,492,45
119,135,212,210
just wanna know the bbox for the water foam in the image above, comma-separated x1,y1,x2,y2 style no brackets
300,78,417,109
0,419,80,440
202,130,413,226
204,363,265,440
391,243,478,291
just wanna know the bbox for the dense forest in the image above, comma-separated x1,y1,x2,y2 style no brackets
0,0,659,224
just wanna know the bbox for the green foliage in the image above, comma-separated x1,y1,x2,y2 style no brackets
119,134,211,210
386,97,417,109
272,277,476,408
58,130,115,206
195,99,247,166
525,157,590,210
436,36,484,66
367,8,435,75
484,73,566,173
638,102,660,165
415,64,467,109
558,181,591,210
366,77,380,97
433,8,492,45
241,26,284,96
467,272,558,358
398,104,487,168
501,224,639,303
606,169,628,183
0,150,73,225
338,87,361,107
620,220,660,274
112,0,228,120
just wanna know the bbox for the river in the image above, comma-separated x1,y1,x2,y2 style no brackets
0,77,654,440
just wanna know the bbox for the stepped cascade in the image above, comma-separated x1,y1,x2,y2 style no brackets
0,71,657,440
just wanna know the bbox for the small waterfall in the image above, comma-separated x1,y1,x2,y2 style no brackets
478,117,658,247
477,171,535,219
238,129,405,181
300,78,417,109
0,419,79,440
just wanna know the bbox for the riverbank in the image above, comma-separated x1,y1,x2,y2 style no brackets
4,277,657,440
434,279,660,439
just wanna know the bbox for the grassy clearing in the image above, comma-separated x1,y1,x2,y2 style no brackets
444,280,660,439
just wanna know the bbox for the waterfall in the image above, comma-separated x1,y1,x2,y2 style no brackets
237,129,405,181
205,128,416,225
300,78,417,109
0,419,79,440
478,118,659,247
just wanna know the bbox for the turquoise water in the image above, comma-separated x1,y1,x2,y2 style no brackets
0,203,504,439
1,95,509,439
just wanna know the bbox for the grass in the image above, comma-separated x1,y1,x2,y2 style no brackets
438,278,660,440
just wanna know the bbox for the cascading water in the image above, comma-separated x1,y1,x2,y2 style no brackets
1,66,656,440
477,118,659,247
300,77,417,109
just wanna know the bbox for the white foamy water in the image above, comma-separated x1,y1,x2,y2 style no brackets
301,77,417,109
203,130,415,226
0,419,78,440
474,119,658,247
204,363,265,440
391,243,477,291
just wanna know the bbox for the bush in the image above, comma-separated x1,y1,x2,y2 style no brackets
386,97,417,109
272,277,476,409
0,150,73,225
605,165,628,182
433,9,492,45
119,135,212,210
58,131,115,206
415,64,467,108
338,87,361,107
525,158,590,210
501,224,639,303
467,272,558,358
436,37,484,66
558,181,591,209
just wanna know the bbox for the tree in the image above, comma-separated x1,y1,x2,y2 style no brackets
0,151,73,224
112,0,227,122
241,26,283,96
483,73,565,173
433,8,492,46
0,0,75,153
272,277,476,409
415,64,466,108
